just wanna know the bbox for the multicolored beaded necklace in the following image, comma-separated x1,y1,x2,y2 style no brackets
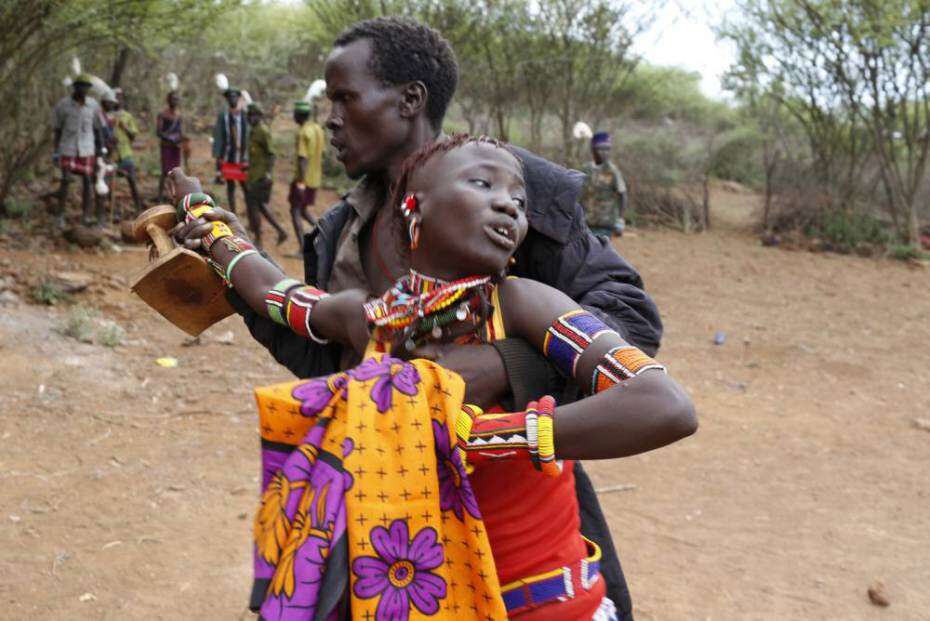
364,269,494,349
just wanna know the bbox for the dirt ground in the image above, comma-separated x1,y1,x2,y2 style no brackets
1,130,929,620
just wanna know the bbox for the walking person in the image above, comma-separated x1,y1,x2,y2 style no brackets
288,100,323,251
101,89,143,220
244,102,287,249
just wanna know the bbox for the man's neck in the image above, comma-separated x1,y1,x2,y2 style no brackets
383,124,441,188
72,94,85,105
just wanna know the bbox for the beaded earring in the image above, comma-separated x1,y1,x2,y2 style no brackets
400,194,420,250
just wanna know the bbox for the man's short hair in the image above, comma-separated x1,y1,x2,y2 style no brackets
334,16,458,130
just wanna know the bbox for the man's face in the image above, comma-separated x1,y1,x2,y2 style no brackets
168,93,180,108
226,92,240,109
102,100,116,112
73,83,90,100
593,144,611,165
323,39,409,180
247,111,261,126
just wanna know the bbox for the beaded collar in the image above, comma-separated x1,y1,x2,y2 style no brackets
364,269,494,348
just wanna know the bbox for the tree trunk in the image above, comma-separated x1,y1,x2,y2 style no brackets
763,157,776,232
702,173,711,230
907,201,920,246
110,47,131,88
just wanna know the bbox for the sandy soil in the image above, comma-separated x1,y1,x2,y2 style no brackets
1,132,928,620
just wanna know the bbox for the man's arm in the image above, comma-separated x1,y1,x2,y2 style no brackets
520,203,662,355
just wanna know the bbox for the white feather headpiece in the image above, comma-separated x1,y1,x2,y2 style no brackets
166,72,180,91
573,121,593,140
240,90,253,106
71,56,82,76
305,79,326,103
215,73,229,92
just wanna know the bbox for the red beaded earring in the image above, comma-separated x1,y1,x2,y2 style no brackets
400,195,420,250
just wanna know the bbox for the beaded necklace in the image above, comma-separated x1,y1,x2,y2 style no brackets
364,269,494,349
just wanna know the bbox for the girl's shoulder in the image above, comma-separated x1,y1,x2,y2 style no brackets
497,277,580,342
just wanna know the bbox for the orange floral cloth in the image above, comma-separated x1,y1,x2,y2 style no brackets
251,354,505,621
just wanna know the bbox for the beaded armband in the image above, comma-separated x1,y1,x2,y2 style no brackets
285,285,330,344
454,399,560,477
543,310,612,378
265,278,302,325
591,345,666,394
177,192,233,250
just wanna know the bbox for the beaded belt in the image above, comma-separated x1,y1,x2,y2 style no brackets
501,537,602,613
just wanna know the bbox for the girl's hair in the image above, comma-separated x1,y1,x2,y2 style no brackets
388,133,521,248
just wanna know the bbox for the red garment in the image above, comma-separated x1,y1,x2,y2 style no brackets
470,453,605,619
60,155,94,177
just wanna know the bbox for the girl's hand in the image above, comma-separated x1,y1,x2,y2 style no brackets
167,167,202,201
172,207,249,252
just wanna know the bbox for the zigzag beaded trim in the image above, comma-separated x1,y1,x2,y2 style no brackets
591,345,666,394
286,285,330,344
543,310,612,378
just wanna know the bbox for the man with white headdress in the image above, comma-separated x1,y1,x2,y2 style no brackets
212,79,249,215
52,73,105,227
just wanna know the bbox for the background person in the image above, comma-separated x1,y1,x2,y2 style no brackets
156,90,184,202
244,102,287,249
101,88,143,219
288,100,323,251
52,73,105,227
212,86,249,214
581,131,629,237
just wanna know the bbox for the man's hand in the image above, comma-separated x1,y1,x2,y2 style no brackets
404,343,509,408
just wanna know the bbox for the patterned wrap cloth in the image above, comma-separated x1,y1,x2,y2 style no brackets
252,354,505,621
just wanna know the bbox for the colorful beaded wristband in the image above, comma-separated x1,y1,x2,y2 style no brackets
534,395,560,476
177,192,233,250
543,310,613,378
455,398,559,477
285,285,330,344
591,345,666,394
265,278,302,326
224,249,258,285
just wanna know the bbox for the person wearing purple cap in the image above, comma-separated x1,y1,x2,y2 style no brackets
581,131,628,237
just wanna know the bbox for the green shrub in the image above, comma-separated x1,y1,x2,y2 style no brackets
808,211,891,250
97,321,126,347
888,244,930,261
3,197,33,219
60,306,98,343
31,281,69,306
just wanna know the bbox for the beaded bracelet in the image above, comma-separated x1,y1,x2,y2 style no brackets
543,310,612,378
285,285,330,344
591,345,666,394
177,192,233,250
455,398,560,477
534,395,560,476
225,249,258,285
265,278,302,326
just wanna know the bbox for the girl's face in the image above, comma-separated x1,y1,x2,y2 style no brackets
410,142,528,280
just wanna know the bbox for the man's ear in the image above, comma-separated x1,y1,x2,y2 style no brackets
399,81,427,119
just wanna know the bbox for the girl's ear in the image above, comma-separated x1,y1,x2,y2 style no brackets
399,81,427,119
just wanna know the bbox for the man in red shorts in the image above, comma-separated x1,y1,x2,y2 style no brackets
288,100,323,251
52,74,105,227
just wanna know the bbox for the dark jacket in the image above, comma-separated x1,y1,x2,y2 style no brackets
229,147,657,620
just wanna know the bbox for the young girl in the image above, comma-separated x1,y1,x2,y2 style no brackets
172,135,696,619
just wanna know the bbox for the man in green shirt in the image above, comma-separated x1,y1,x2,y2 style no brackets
580,131,628,237
102,89,143,219
244,103,288,249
